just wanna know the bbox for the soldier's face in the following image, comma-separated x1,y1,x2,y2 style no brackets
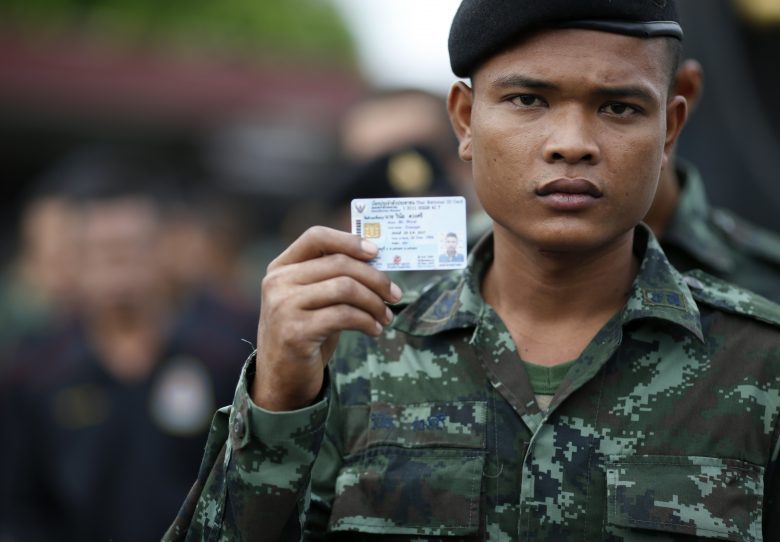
449,29,686,254
78,198,165,315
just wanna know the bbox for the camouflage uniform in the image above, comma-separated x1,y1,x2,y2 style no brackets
166,225,780,541
662,161,780,303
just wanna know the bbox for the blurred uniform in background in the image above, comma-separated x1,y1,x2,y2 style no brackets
675,0,780,234
645,59,780,303
0,147,254,542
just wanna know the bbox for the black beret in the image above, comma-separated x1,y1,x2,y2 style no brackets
449,0,682,78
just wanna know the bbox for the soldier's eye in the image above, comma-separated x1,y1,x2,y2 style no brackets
511,94,546,108
601,102,640,117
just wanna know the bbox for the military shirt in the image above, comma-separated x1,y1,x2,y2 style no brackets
662,161,780,303
166,225,780,541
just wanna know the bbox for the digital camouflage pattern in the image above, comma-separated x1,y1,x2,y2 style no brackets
662,161,780,304
165,225,780,541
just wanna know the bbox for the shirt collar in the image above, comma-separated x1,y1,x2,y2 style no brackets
622,224,704,341
393,225,703,342
664,160,737,273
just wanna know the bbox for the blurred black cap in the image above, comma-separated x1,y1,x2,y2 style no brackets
334,145,455,205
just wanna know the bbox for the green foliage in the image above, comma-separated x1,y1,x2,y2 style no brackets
1,0,355,61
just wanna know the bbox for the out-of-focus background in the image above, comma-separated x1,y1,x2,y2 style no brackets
0,0,778,540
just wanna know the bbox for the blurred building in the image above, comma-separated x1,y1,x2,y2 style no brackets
0,0,366,263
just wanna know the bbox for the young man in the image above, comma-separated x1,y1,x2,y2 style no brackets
167,1,780,540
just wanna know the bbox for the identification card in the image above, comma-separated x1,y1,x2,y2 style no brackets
351,196,467,271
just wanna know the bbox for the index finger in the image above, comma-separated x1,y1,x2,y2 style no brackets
272,226,378,268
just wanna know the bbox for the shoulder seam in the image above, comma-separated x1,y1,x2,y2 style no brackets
686,270,780,328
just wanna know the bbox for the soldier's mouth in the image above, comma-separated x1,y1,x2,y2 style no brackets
536,178,603,197
536,178,602,211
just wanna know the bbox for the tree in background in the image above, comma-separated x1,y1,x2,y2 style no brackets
0,0,355,63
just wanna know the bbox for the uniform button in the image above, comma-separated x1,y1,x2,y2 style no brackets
233,411,245,439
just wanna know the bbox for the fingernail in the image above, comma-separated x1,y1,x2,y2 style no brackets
374,320,384,334
361,240,378,255
390,282,403,301
385,306,394,324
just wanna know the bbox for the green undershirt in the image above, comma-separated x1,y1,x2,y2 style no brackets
523,358,578,411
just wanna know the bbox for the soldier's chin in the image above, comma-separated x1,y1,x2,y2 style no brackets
533,229,625,256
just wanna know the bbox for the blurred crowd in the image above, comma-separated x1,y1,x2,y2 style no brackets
0,147,260,540
0,0,779,541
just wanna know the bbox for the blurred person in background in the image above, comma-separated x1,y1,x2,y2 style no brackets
0,190,81,362
675,0,780,234
157,188,258,343
0,146,252,542
646,59,780,302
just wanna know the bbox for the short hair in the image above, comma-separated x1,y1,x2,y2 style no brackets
446,232,458,239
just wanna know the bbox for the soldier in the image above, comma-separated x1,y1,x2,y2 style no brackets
166,1,780,540
646,59,780,303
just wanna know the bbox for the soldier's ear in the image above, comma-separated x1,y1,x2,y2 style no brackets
448,81,473,161
662,94,687,169
674,59,704,113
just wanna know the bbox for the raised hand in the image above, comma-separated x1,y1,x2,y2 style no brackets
252,226,402,411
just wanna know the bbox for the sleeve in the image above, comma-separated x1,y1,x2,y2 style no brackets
302,369,347,540
163,352,331,542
